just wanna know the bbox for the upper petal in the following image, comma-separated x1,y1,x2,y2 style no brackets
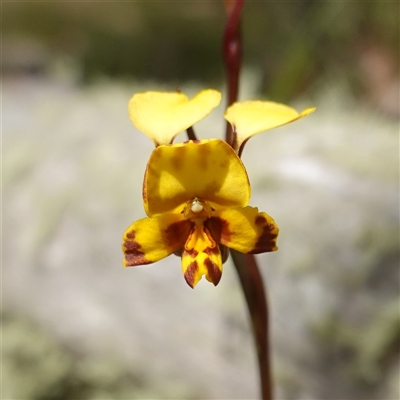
144,139,251,217
122,213,193,266
224,101,315,152
205,206,279,254
129,89,222,146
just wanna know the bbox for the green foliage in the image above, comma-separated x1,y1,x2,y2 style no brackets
4,1,398,101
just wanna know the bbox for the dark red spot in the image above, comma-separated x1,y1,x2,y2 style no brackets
184,248,199,258
123,230,150,266
124,253,152,266
165,220,194,249
204,217,231,244
255,215,267,226
125,231,135,239
184,261,198,288
204,258,222,286
203,246,219,257
123,239,142,253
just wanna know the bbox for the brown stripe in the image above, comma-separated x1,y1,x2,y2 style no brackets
123,231,149,266
255,215,267,226
204,216,231,244
184,261,199,289
249,224,278,254
204,258,222,286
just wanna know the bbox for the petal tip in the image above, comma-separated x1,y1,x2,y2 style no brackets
301,107,316,117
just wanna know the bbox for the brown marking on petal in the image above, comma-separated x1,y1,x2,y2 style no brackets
248,223,278,254
123,239,142,253
203,246,220,257
171,152,184,171
184,248,199,258
123,231,150,266
204,257,222,286
142,184,148,204
124,253,152,266
142,167,149,204
219,244,229,264
184,260,199,288
202,226,217,248
192,139,201,144
198,142,212,170
255,215,267,226
184,226,196,251
125,231,135,239
165,220,194,248
204,217,232,244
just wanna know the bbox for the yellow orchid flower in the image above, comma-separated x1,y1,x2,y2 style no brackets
123,89,314,288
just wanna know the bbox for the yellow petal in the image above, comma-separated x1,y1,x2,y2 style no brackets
181,220,222,288
205,206,279,254
122,213,193,266
129,89,222,146
144,139,251,217
224,101,315,151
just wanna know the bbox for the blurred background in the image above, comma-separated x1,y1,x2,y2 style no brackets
3,1,399,399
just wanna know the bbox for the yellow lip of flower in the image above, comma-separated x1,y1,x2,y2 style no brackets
122,139,279,288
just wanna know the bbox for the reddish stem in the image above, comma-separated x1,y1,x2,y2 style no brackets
222,1,273,399
231,251,273,400
223,0,245,146
186,126,197,141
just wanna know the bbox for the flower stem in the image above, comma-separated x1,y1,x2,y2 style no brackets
230,250,273,400
223,0,245,146
223,1,273,398
186,126,197,141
